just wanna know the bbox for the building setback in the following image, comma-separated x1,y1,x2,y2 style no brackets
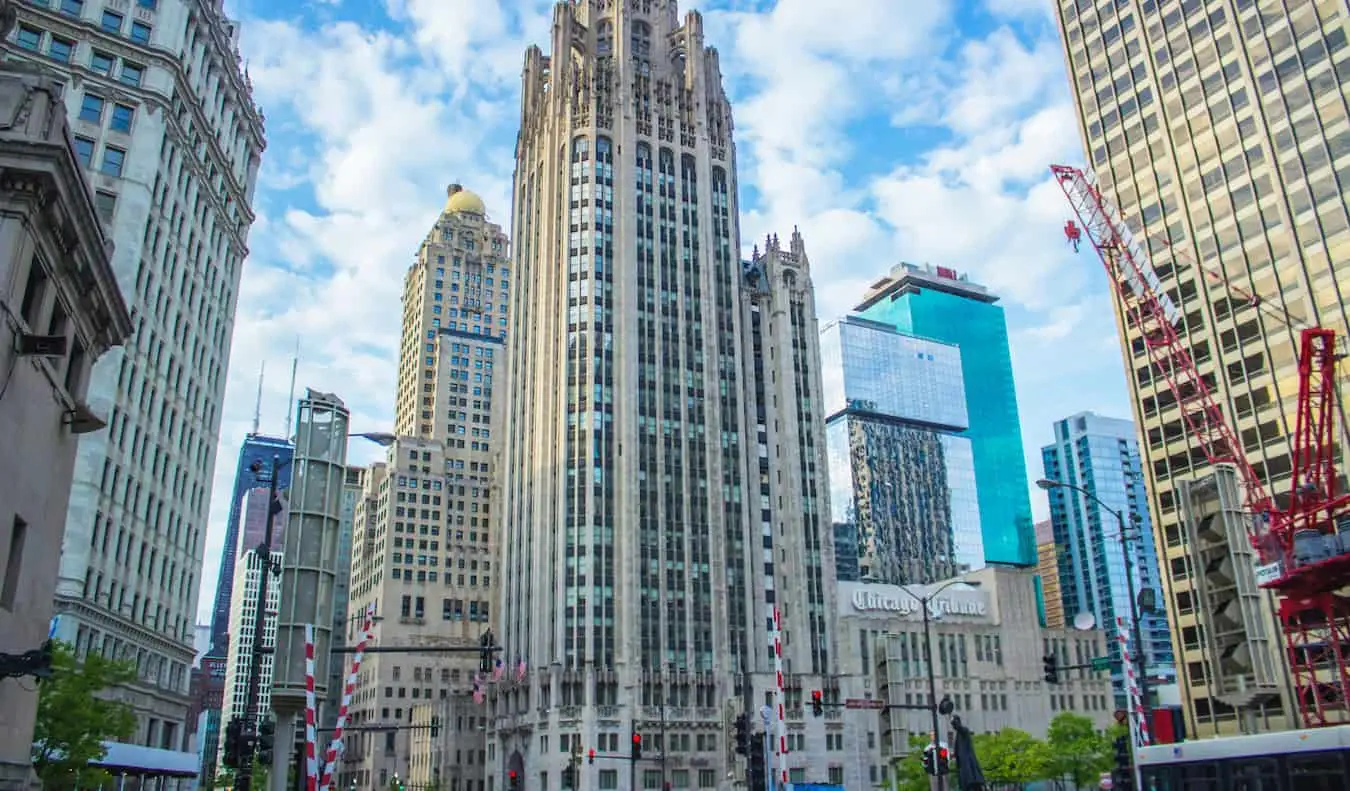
1054,0,1350,736
0,59,133,790
819,315,983,585
856,264,1036,569
495,1,836,787
4,0,266,755
1041,411,1175,705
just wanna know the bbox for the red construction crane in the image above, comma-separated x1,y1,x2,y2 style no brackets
1050,163,1350,728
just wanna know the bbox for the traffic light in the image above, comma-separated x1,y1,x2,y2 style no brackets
921,744,936,776
1043,653,1059,684
238,726,257,766
588,748,596,765
1112,735,1135,791
563,765,577,789
935,745,951,776
430,716,441,737
479,630,495,674
734,713,750,755
257,718,275,765
507,770,520,791
747,740,766,790
811,689,824,717
222,718,242,769
631,731,643,760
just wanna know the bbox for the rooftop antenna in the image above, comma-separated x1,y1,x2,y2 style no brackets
251,361,265,435
284,337,299,435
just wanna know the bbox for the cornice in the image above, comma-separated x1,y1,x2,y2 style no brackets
8,4,264,206
53,594,197,662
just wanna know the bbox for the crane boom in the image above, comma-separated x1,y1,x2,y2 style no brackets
1049,165,1271,517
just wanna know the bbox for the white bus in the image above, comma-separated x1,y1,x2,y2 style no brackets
1136,725,1350,790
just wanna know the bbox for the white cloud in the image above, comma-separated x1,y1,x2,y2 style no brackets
197,0,1134,620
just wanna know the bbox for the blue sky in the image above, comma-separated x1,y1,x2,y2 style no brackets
198,0,1133,621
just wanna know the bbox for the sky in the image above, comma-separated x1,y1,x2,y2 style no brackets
197,0,1133,622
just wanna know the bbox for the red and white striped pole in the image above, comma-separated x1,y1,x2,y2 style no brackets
304,624,319,791
771,606,788,788
319,603,376,791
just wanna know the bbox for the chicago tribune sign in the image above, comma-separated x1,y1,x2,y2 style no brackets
844,584,989,619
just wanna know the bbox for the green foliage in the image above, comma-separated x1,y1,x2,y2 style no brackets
1036,712,1113,789
30,642,137,790
890,733,937,791
972,728,1047,787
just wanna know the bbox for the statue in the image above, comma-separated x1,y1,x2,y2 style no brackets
949,715,987,791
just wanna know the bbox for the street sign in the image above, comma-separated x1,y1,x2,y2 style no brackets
844,698,885,710
1091,656,1112,672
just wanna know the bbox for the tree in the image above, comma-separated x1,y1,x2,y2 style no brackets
1034,712,1112,789
972,728,1047,789
30,641,137,790
890,732,938,791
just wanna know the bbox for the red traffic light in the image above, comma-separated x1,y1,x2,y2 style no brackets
938,748,949,760
811,690,822,701
508,771,517,780
632,733,642,744
588,748,596,764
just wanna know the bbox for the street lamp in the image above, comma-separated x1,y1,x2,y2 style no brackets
235,431,394,791
1036,477,1152,728
873,575,980,791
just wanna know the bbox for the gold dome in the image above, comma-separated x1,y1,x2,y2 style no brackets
445,183,486,215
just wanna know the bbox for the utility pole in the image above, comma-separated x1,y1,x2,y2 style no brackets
235,455,286,791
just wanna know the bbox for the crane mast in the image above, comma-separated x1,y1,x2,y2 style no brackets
1050,164,1350,729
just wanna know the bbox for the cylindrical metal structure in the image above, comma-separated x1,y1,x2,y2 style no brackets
270,390,351,791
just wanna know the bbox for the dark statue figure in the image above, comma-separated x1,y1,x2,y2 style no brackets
950,716,987,791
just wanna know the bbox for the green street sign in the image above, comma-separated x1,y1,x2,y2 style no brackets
1090,656,1112,672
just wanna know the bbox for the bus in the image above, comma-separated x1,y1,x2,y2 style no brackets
1136,724,1350,790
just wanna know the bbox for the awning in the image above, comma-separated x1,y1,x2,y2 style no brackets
92,742,199,778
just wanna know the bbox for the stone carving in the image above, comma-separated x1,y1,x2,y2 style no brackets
0,69,64,143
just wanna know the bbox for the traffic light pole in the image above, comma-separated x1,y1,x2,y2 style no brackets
919,596,946,791
236,455,287,791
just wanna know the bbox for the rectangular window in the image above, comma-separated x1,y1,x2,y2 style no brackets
60,0,84,17
137,0,157,7
100,146,125,177
19,257,47,326
65,338,86,396
48,37,75,63
129,22,152,44
94,191,117,223
100,10,122,32
89,51,114,75
110,104,134,133
120,62,144,87
73,136,94,168
1,517,27,610
15,26,40,51
78,94,104,124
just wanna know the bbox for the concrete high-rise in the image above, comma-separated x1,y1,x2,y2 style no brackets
1034,520,1064,629
5,0,265,753
217,544,281,768
1054,1,1349,735
819,315,983,585
1041,411,1175,706
341,191,508,790
856,264,1036,569
495,2,837,787
0,58,133,790
323,466,364,731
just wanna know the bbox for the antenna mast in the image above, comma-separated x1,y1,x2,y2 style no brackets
284,337,299,435
252,362,265,435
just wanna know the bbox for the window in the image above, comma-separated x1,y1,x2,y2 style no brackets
65,338,86,396
15,26,40,51
60,0,84,17
19,258,47,327
129,22,152,44
2,517,28,611
72,136,95,168
94,191,117,223
110,104,134,133
89,51,114,75
48,37,75,63
78,94,104,124
100,146,125,177
120,62,143,87
137,0,157,7
101,10,123,33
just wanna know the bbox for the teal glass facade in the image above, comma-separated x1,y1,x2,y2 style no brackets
857,267,1036,567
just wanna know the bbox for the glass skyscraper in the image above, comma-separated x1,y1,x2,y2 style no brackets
857,263,1036,568
1042,411,1175,706
820,316,984,584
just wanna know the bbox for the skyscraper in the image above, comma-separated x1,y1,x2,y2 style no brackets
323,466,364,731
856,264,1036,568
819,315,984,584
1054,1,1349,735
5,0,266,751
342,190,508,789
1041,411,1175,705
496,2,836,786
1034,520,1065,629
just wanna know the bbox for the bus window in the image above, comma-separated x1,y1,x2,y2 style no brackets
1229,757,1278,790
1288,752,1350,791
1179,762,1222,790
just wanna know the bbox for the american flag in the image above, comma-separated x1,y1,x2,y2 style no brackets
472,674,485,705
514,658,527,683
491,658,505,682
